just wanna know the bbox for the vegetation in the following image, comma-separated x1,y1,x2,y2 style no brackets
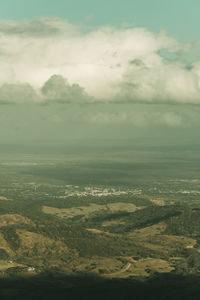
0,153,200,298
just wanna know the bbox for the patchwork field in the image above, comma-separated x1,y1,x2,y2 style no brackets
42,202,138,219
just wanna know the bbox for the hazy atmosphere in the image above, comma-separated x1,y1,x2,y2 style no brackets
0,1,200,146
1,1,200,300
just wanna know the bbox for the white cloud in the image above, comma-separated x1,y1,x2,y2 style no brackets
0,17,200,107
41,74,90,103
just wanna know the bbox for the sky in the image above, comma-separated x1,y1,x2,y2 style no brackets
0,0,199,41
0,0,200,146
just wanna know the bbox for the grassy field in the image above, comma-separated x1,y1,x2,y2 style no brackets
42,202,138,219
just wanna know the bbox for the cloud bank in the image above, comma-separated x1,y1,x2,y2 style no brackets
1,17,200,133
0,17,199,105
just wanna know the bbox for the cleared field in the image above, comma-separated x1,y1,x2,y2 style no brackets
128,258,174,277
102,219,126,227
128,222,196,248
0,214,33,228
42,202,138,219
86,228,117,237
0,233,14,256
89,257,175,278
128,222,167,238
68,257,125,275
105,257,174,278
0,260,24,271
16,229,70,257
150,198,165,206
0,196,11,201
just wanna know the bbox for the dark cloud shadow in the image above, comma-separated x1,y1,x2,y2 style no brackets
0,271,200,300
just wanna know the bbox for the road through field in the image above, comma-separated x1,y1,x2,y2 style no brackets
105,262,132,277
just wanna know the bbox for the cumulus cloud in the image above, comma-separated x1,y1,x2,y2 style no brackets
0,74,91,104
41,75,90,103
0,17,199,105
117,54,200,104
0,83,37,104
0,15,200,120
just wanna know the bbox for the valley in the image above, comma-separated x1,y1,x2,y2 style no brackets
0,151,200,298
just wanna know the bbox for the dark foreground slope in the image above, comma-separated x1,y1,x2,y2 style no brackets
0,272,200,300
0,205,200,299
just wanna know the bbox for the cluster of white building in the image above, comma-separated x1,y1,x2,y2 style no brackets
61,185,142,198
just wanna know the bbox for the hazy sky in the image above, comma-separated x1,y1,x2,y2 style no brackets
0,0,199,41
0,1,200,145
